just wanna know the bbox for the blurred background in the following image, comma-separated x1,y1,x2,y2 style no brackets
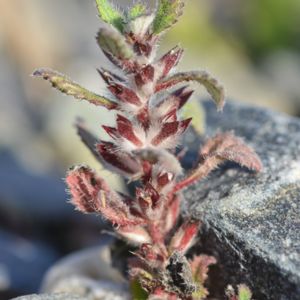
0,0,300,298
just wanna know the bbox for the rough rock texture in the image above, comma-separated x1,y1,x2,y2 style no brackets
183,101,300,300
41,243,129,300
13,294,86,300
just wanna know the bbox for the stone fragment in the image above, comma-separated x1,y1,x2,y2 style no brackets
41,243,129,300
13,294,86,300
183,101,300,300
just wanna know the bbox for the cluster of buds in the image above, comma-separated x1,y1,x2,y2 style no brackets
34,1,262,299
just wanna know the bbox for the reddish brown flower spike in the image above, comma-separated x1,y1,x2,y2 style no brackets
35,1,262,298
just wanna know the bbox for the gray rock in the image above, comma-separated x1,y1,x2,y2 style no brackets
41,243,129,300
183,101,300,300
0,151,70,219
13,293,86,300
0,230,57,295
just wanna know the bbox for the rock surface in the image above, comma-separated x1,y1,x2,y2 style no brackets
0,230,57,295
13,294,86,300
183,101,300,300
41,243,129,300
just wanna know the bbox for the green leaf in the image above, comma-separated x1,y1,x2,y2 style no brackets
95,0,124,32
157,71,225,111
238,284,252,300
96,27,134,60
152,0,185,34
182,100,206,135
33,68,118,110
129,3,146,20
130,279,148,300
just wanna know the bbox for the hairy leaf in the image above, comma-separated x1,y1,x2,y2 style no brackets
175,132,262,191
226,284,252,300
33,69,117,110
95,0,124,32
156,71,225,111
200,132,263,172
66,165,110,213
152,0,185,34
66,165,143,226
238,284,252,300
129,3,146,20
190,255,217,299
96,27,134,60
130,279,148,300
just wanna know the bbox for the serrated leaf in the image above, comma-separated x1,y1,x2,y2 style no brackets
95,0,124,32
33,68,117,110
238,284,252,300
152,0,185,34
129,3,146,20
182,100,206,135
156,71,225,111
96,27,134,60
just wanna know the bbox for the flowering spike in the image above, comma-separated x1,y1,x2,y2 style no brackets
35,1,263,298
33,69,118,110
